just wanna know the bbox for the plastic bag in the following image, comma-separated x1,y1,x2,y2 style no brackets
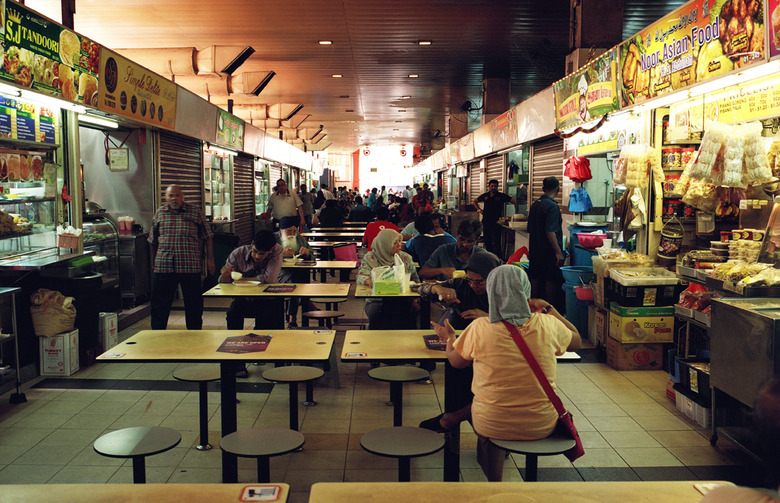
371,254,411,294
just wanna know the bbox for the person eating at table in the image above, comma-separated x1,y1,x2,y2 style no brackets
431,265,580,481
419,219,486,281
404,212,456,268
275,216,316,328
356,228,420,330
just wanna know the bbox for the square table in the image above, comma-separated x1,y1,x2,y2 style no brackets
203,282,352,328
341,329,461,481
97,329,336,483
281,259,357,282
0,483,291,502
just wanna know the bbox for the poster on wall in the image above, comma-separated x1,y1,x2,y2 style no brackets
97,47,177,129
489,107,518,152
770,0,780,58
215,109,244,150
554,48,620,130
620,0,766,106
1,2,100,106
0,95,58,144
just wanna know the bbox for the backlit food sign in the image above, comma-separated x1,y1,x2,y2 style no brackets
554,48,619,130
215,109,244,150
1,2,99,106
620,0,766,106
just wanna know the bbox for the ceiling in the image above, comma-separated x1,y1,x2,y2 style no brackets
26,0,686,157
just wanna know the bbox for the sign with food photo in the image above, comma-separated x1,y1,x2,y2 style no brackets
215,109,244,150
769,0,780,57
620,0,766,106
553,48,620,130
97,47,177,129
1,2,99,107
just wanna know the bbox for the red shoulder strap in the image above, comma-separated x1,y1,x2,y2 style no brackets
502,320,565,415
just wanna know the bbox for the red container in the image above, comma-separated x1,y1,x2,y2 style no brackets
576,233,605,249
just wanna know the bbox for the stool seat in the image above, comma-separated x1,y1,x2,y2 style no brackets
220,428,304,483
309,297,348,304
173,364,220,451
262,366,325,430
360,426,445,482
489,432,577,481
368,366,430,426
94,426,181,483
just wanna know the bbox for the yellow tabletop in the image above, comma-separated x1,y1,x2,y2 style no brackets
281,259,357,270
342,329,457,361
353,284,419,298
314,227,366,231
203,282,351,298
97,329,336,363
302,231,364,237
0,483,290,503
308,481,732,503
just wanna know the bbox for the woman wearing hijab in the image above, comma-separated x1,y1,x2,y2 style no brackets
356,228,420,329
432,264,581,481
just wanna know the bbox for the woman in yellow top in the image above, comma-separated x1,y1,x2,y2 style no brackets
433,264,581,481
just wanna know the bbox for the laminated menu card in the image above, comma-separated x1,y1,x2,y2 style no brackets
264,285,296,293
423,334,447,351
297,260,316,266
217,334,272,353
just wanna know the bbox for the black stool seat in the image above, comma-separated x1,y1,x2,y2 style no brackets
489,432,577,481
220,428,304,483
262,366,325,431
368,366,430,426
302,310,345,328
360,426,445,481
94,426,181,483
309,297,348,310
173,364,221,450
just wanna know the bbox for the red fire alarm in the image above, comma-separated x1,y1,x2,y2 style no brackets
400,149,407,157
363,148,370,156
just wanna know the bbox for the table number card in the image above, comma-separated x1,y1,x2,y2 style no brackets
423,334,447,351
264,285,296,293
344,352,367,357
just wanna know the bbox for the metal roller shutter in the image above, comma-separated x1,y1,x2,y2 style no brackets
270,163,282,184
468,161,482,202
157,132,204,211
233,153,255,245
530,137,565,210
485,155,504,188
442,169,450,196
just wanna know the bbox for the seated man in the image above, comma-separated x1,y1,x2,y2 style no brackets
275,216,315,328
348,195,374,223
362,205,398,250
419,219,485,281
405,212,456,267
219,230,283,330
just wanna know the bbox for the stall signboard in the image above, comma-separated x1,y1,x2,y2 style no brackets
554,48,620,130
0,95,58,144
489,107,518,151
705,73,780,123
620,0,766,106
1,2,100,107
97,47,177,129
215,109,244,150
770,0,780,58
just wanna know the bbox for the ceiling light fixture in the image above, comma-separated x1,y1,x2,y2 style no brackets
251,71,276,95
331,74,343,78
19,90,86,114
401,95,411,99
417,40,432,46
78,114,119,129
220,46,256,74
318,40,333,45
408,74,419,78
282,104,304,121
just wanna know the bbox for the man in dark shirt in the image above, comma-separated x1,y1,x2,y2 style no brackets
527,176,565,312
348,196,374,223
473,179,515,257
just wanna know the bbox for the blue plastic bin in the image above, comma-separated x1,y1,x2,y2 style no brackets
560,266,595,285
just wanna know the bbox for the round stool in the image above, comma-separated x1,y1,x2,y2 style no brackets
173,364,221,450
489,432,577,481
220,428,304,483
262,366,324,431
94,426,181,483
302,310,345,328
360,426,445,482
368,366,430,426
309,297,348,311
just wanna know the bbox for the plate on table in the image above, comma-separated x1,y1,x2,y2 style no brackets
233,280,260,286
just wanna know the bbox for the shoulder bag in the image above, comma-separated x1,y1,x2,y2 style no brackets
501,320,585,462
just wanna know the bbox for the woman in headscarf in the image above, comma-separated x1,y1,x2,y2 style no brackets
356,228,420,329
432,264,581,481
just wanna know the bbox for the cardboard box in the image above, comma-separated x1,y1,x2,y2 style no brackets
608,302,675,343
665,379,677,402
99,312,118,350
39,329,79,376
605,336,664,371
595,307,609,346
587,304,598,346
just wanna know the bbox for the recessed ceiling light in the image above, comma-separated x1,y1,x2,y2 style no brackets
408,74,419,78
402,95,411,99
331,74,343,78
398,110,406,112
417,40,432,46
395,120,402,123
318,40,333,45
345,109,354,112
393,128,399,131
339,95,349,98
353,128,359,131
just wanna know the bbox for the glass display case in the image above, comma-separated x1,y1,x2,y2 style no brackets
255,161,270,216
204,149,233,222
82,215,120,311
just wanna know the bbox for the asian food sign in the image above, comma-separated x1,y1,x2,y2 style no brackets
215,109,244,150
620,0,766,106
554,49,620,130
1,2,99,106
97,47,177,129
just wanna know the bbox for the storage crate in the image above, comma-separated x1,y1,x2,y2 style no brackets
675,386,711,428
676,357,711,406
609,267,680,307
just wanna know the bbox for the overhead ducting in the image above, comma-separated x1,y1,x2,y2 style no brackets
115,45,255,77
229,71,276,95
172,74,230,98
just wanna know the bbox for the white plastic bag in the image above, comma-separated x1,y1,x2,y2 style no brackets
370,254,410,294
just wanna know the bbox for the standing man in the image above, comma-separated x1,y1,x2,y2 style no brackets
268,178,305,231
473,179,516,257
403,185,415,203
296,183,314,231
528,176,565,312
148,185,215,330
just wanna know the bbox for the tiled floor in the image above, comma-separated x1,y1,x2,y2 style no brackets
0,287,763,502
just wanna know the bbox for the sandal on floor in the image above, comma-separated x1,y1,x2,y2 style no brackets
235,366,250,378
419,413,449,433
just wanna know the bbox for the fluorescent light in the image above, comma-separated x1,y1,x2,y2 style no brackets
417,40,432,46
331,74,343,78
205,145,237,157
318,40,333,45
78,114,119,129
401,95,411,99
0,82,20,97
20,90,86,114
408,74,419,78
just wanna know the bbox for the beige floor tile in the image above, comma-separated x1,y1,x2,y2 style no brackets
649,430,713,448
571,447,628,468
288,450,346,470
284,469,344,491
634,414,693,431
566,390,612,405
47,464,120,483
578,430,611,449
166,466,222,483
576,402,628,417
667,445,738,466
37,428,104,448
69,445,125,466
109,413,167,429
618,401,676,416
60,412,124,430
601,430,663,448
107,466,176,484
13,443,80,465
12,413,74,429
300,418,352,434
0,444,30,464
588,416,643,432
615,447,683,467
0,426,53,446
0,463,61,483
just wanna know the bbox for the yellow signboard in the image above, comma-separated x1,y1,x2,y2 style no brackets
97,47,176,129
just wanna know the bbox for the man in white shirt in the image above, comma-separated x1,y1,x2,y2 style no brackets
267,178,305,231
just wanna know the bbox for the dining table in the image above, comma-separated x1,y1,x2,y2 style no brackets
281,258,358,282
203,282,352,328
301,231,364,242
307,241,363,260
96,329,336,483
0,483,290,502
308,481,733,502
353,284,430,328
